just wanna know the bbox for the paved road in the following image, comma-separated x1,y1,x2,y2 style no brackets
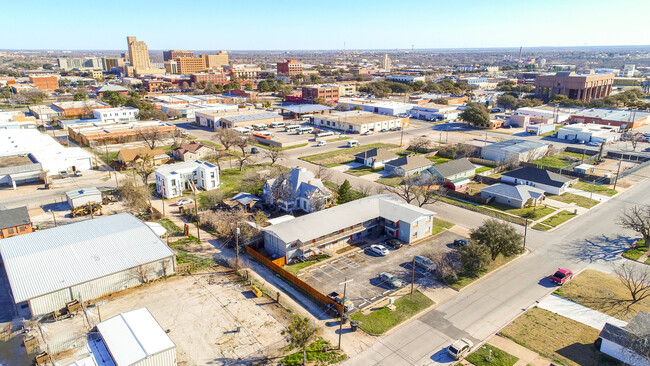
343,168,649,365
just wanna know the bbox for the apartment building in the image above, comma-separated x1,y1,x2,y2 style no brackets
301,84,339,103
277,59,303,76
175,57,207,74
155,160,219,198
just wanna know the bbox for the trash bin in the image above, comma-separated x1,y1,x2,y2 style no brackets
341,314,349,325
350,320,359,332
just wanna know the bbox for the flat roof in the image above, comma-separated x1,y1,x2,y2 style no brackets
483,139,549,154
155,160,216,175
572,108,650,123
320,111,398,124
222,112,281,123
0,213,174,302
280,104,333,113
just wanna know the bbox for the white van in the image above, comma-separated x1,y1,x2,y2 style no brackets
347,140,359,147
270,122,286,128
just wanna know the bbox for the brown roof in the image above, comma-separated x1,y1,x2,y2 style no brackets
119,147,166,162
174,143,209,155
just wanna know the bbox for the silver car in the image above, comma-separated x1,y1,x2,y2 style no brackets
368,244,389,256
379,272,403,289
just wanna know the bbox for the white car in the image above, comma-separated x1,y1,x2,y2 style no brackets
367,244,389,256
316,141,327,147
176,198,194,206
447,338,473,360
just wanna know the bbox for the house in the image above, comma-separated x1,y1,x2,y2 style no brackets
155,160,219,199
92,307,177,366
0,206,32,239
501,166,577,195
65,187,103,209
481,139,550,163
262,167,332,213
598,311,650,366
263,194,435,261
173,143,216,162
117,147,170,168
354,148,399,169
384,155,434,177
422,158,476,191
221,192,261,211
0,213,175,317
480,183,546,208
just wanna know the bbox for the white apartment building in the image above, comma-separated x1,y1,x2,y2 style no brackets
155,160,219,198
93,107,139,122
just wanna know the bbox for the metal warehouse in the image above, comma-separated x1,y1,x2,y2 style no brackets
0,213,176,318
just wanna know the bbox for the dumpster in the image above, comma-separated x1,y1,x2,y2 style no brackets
350,320,359,332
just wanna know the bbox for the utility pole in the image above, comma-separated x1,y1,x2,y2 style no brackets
411,257,416,294
104,143,111,179
161,180,165,217
338,278,353,350
50,210,57,227
235,226,240,270
523,218,528,249
193,193,200,241
613,157,623,191
399,126,404,148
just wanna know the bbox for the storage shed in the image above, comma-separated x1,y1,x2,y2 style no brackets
66,187,103,209
0,213,175,318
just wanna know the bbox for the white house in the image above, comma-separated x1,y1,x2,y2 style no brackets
500,167,576,195
262,167,331,213
598,311,649,366
155,160,219,199
93,107,139,123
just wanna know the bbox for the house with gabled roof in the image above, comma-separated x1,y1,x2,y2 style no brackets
172,143,215,162
501,166,577,195
422,158,476,191
354,148,399,169
262,167,332,213
598,311,650,366
384,155,434,177
480,183,545,208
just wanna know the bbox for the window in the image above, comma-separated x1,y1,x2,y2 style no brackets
7,228,14,234
19,226,25,232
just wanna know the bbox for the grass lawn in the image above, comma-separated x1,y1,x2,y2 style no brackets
488,203,556,221
427,155,453,165
540,125,562,137
466,344,519,366
432,218,455,236
299,143,398,167
475,166,493,174
437,196,527,226
280,142,309,150
500,307,616,366
533,223,552,231
548,193,599,209
169,236,214,269
157,218,182,235
572,181,618,196
350,291,433,335
445,254,518,290
557,269,650,321
217,164,273,197
346,165,384,177
376,175,403,187
198,140,224,149
531,151,584,169
622,248,645,260
541,210,577,227
285,257,329,275
280,338,346,366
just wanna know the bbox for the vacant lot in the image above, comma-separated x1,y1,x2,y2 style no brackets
531,151,584,169
500,307,616,366
572,182,618,196
350,290,433,335
555,269,650,322
548,193,599,208
542,210,577,227
300,143,398,167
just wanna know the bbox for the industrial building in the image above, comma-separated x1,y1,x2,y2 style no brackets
66,187,103,209
67,120,178,145
557,123,621,143
313,111,408,134
93,107,139,123
0,213,176,318
52,100,111,118
570,108,650,129
386,75,425,83
339,98,413,116
481,139,550,163
194,108,273,130
410,104,461,121
155,160,219,198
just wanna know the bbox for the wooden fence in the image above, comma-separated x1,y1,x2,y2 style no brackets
245,246,343,314
446,190,492,205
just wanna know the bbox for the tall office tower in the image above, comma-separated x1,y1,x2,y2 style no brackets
382,54,391,72
126,36,151,70
163,50,195,61
201,52,229,70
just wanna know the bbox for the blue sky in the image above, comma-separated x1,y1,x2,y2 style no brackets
2,0,649,50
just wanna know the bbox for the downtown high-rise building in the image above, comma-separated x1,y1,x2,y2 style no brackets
127,36,151,70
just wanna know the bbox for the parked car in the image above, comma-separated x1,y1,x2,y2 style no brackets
327,291,354,312
447,338,473,360
379,272,403,289
176,198,194,206
380,128,388,132
587,142,600,147
384,238,403,249
453,239,469,247
367,244,389,256
413,255,437,272
364,130,373,135
316,141,327,147
644,147,650,152
59,171,69,178
250,147,260,154
549,268,573,285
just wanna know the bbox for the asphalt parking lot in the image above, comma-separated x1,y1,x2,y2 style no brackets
298,230,466,309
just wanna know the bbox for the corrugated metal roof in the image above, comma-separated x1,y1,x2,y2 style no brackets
65,187,102,201
0,213,175,303
97,307,175,366
281,104,333,113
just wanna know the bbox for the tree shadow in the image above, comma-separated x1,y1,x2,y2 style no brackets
561,234,635,264
556,342,622,366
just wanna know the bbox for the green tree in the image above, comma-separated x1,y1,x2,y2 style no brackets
310,74,324,84
73,92,87,101
458,242,491,276
102,90,127,107
459,102,490,127
42,63,54,70
470,219,523,261
336,179,354,204
496,94,518,110
257,80,270,92
281,315,317,366
0,86,12,102
549,94,572,106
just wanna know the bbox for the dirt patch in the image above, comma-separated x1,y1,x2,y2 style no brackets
555,269,650,322
500,307,617,366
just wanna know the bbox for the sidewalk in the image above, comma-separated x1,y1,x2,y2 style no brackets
484,335,553,366
537,294,627,330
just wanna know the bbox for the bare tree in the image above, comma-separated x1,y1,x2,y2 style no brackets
118,176,152,213
615,262,650,305
383,175,441,207
622,131,643,151
170,130,189,149
409,136,432,153
234,136,253,156
137,127,164,149
237,153,254,171
204,149,232,170
427,251,460,283
314,165,332,181
357,182,374,197
263,146,284,166
213,128,240,152
619,205,650,245
134,154,155,185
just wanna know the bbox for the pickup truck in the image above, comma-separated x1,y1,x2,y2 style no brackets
328,291,354,312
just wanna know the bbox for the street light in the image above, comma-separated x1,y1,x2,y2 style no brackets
49,209,57,227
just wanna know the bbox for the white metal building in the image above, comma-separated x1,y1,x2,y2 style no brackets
155,160,219,198
93,107,139,123
66,187,103,209
556,123,621,143
0,213,175,318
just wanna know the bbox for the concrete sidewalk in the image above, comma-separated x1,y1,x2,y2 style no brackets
537,294,627,330
486,335,552,366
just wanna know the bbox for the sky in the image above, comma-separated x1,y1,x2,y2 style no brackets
2,0,649,51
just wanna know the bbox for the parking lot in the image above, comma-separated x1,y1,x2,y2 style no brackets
298,231,466,309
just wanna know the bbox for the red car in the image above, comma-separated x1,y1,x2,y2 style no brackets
549,268,573,285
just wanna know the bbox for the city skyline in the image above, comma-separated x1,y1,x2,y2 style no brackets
2,0,649,51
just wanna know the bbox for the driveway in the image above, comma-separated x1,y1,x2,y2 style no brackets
537,294,627,330
331,162,363,172
362,169,393,182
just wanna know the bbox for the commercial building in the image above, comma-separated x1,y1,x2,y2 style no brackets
514,106,574,124
201,52,229,69
126,36,165,76
386,75,425,83
535,71,615,101
556,123,621,143
102,57,126,72
0,206,32,239
94,84,129,97
410,103,461,121
175,57,207,74
224,64,261,79
570,108,650,129
155,160,219,198
52,100,111,118
68,120,178,146
301,84,339,103
339,98,413,116
57,57,103,70
337,84,357,97
29,75,58,91
65,187,103,209
277,59,303,76
382,54,391,72
0,213,176,317
0,111,37,129
279,104,333,119
481,139,550,163
163,50,194,61
220,112,283,128
191,71,228,85
312,111,406,134
91,307,177,366
263,195,435,260
93,106,139,122
194,107,266,129
29,105,62,121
